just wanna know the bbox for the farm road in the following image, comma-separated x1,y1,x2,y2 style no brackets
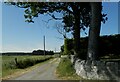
10,58,60,80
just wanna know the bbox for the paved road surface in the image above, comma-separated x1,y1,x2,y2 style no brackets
10,58,60,80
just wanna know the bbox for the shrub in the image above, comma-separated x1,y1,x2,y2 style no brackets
3,56,52,69
56,58,81,80
16,57,51,69
61,34,120,59
57,58,76,76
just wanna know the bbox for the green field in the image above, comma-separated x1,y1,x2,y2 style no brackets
1,55,52,78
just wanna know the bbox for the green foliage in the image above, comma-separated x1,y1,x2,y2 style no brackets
57,58,75,76
61,37,87,59
6,2,93,30
61,34,120,59
56,58,81,80
2,56,52,77
2,56,52,71
62,38,74,55
5,2,107,59
63,38,69,55
62,14,74,32
99,34,120,58
16,57,51,69
60,45,64,55
2,60,17,70
32,49,54,55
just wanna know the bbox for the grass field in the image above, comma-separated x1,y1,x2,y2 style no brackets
1,55,52,78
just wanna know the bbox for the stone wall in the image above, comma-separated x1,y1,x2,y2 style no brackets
71,55,120,81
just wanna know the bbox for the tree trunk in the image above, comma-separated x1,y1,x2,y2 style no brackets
73,11,81,59
87,2,102,60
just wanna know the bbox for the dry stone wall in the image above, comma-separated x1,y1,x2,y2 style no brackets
71,55,120,81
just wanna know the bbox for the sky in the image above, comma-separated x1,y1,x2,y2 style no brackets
1,2,119,53
0,1,2,53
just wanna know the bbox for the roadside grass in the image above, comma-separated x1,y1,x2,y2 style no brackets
2,58,53,80
2,55,53,79
56,58,82,80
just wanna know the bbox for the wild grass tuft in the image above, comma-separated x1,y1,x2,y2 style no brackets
2,56,52,77
56,58,82,80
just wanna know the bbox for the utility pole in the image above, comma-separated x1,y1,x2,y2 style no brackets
55,48,56,53
44,35,45,56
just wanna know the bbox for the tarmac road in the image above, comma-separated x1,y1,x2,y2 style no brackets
10,58,60,80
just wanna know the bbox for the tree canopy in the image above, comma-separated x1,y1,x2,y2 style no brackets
7,2,92,28
5,2,107,59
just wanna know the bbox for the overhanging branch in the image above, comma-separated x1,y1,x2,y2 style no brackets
47,13,63,20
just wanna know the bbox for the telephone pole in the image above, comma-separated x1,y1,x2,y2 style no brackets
55,48,56,53
44,35,45,56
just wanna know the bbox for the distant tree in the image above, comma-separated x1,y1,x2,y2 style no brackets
32,49,54,55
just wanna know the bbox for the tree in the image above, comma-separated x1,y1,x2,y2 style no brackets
6,2,91,59
87,2,107,60
55,22,67,39
55,22,69,55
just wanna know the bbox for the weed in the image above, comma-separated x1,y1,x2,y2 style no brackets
56,58,82,80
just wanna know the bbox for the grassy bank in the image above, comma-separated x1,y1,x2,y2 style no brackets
2,55,52,78
56,58,82,80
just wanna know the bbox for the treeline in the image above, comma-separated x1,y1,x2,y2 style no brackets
2,52,32,56
2,50,54,56
61,34,120,59
32,50,54,55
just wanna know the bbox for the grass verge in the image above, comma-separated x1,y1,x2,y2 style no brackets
56,58,82,80
2,56,53,80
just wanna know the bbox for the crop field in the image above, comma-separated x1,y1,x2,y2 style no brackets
1,55,52,78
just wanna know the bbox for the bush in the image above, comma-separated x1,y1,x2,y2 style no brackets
61,34,120,59
56,58,81,80
16,57,51,69
3,56,52,69
57,58,76,76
